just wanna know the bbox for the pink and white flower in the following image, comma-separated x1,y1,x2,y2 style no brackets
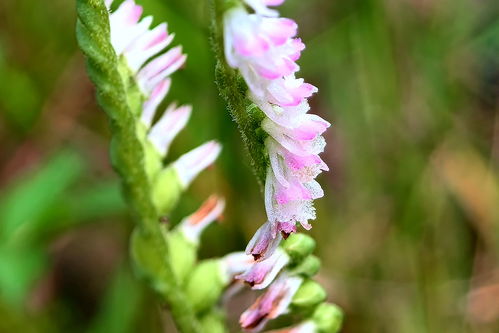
240,273,302,332
148,104,192,156
224,0,329,259
224,9,305,98
136,46,187,93
221,252,255,280
245,221,283,261
141,79,171,126
108,0,186,94
236,247,289,289
108,0,188,126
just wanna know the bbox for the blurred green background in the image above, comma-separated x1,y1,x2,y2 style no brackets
1,0,498,332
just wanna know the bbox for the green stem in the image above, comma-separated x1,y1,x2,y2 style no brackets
75,0,201,331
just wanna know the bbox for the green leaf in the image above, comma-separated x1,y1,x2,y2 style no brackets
0,246,46,307
0,150,84,244
89,267,142,333
63,179,126,221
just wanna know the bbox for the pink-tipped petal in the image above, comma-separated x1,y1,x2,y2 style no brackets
234,32,270,57
275,180,312,205
109,2,151,54
240,274,302,332
260,18,298,46
148,104,191,156
267,77,317,107
236,248,289,289
179,195,225,243
222,252,255,280
125,23,174,71
173,140,222,187
288,115,330,141
262,119,326,157
138,46,187,93
246,221,282,261
275,221,297,238
264,0,285,5
141,78,171,127
287,38,305,61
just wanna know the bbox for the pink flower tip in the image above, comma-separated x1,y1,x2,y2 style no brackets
173,140,222,188
148,104,192,156
236,248,289,290
179,195,225,243
246,221,282,261
240,274,302,332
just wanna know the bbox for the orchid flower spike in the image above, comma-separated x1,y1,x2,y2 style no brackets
224,0,329,259
107,0,191,157
179,195,225,244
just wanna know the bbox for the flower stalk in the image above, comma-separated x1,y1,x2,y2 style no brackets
76,0,218,331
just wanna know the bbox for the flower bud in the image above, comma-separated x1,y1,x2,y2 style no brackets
289,255,320,278
166,230,197,283
282,233,316,262
142,132,163,178
166,195,224,282
185,260,226,313
130,228,169,294
312,303,343,333
199,310,227,333
151,166,183,215
291,279,326,308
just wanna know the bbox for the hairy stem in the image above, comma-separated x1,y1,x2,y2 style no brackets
75,0,201,331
